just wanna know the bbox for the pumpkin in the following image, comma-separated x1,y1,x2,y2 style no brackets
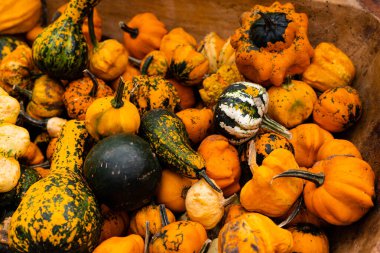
176,108,213,144
9,121,102,252
0,91,20,124
316,139,362,161
14,75,65,119
112,63,141,90
219,212,293,253
198,135,241,196
0,123,30,159
199,63,244,107
124,75,179,116
130,204,176,237
313,86,362,133
120,12,168,59
197,32,226,74
230,2,314,86
25,24,45,44
0,0,41,34
31,164,51,179
93,234,144,253
156,169,194,213
274,155,375,225
288,223,329,253
168,44,209,85
0,156,20,193
32,0,100,80
54,3,102,49
214,81,291,145
62,69,114,120
289,123,334,168
19,142,44,166
224,203,249,224
100,205,130,242
0,44,35,93
140,109,221,192
302,42,355,92
149,207,208,253
169,79,196,110
267,79,317,128
217,37,235,68
88,10,129,81
240,149,303,217
0,36,27,61
185,178,237,229
286,199,325,228
83,133,162,211
140,50,168,76
160,27,197,63
85,78,140,140
253,132,294,165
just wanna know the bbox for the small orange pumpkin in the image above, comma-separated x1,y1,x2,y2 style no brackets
93,234,144,253
316,139,362,161
288,223,329,253
168,79,196,110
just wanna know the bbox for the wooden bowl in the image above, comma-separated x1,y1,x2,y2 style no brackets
46,0,380,252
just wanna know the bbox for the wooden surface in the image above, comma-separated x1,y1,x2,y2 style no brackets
45,0,380,252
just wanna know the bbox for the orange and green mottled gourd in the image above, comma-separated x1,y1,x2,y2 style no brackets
32,0,101,80
0,36,27,61
230,2,314,86
219,212,293,253
288,223,329,253
85,78,140,140
140,50,168,77
313,86,362,133
240,149,303,217
93,234,144,253
274,155,375,225
268,79,317,128
8,120,102,253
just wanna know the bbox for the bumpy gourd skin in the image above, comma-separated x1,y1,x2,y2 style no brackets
9,121,102,253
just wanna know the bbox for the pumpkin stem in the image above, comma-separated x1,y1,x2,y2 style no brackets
144,221,150,253
119,21,139,39
198,170,222,193
273,169,325,187
199,239,212,253
141,55,154,75
284,75,293,86
159,204,170,227
83,69,99,97
87,8,98,48
278,196,303,228
222,193,238,207
28,160,50,169
111,77,125,109
19,107,48,129
261,114,292,140
12,85,32,100
128,56,142,67
258,11,276,29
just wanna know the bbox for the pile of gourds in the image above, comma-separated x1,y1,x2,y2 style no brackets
0,0,375,253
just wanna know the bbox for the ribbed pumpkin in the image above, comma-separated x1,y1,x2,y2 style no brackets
0,0,41,34
230,2,314,86
267,79,317,128
120,12,168,59
313,86,362,133
124,75,179,116
316,139,362,161
197,32,225,74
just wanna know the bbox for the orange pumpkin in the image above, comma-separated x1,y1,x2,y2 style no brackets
288,223,329,253
168,79,196,110
316,139,362,161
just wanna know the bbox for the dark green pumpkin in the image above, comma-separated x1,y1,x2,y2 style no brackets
0,35,26,60
83,133,162,211
32,0,100,80
8,120,102,253
140,109,221,192
214,81,291,145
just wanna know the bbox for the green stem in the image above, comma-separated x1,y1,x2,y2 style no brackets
222,193,238,207
159,204,170,227
119,21,139,39
12,85,32,100
262,114,292,140
87,8,98,48
258,12,275,30
28,160,50,169
199,239,212,253
273,169,325,187
128,56,142,67
19,108,47,129
144,221,150,253
198,170,222,193
111,78,125,109
141,55,154,75
83,69,99,97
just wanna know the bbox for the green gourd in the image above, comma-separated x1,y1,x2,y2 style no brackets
32,0,100,80
8,120,102,253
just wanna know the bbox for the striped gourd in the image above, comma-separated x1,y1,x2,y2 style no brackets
214,81,291,145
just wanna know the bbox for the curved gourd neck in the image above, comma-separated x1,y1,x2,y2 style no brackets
60,0,101,24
